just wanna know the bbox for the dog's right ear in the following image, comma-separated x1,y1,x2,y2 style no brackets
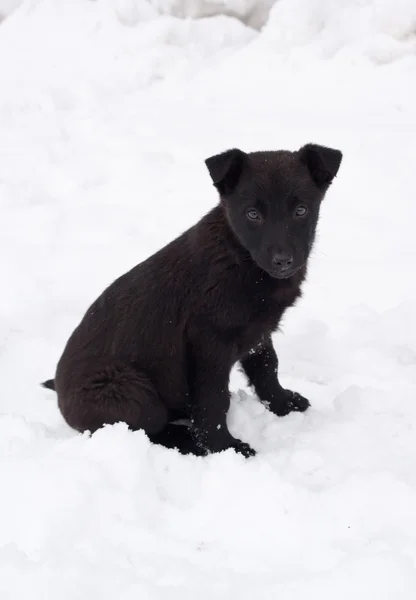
205,148,246,195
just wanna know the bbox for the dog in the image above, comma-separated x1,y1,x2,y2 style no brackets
43,143,342,457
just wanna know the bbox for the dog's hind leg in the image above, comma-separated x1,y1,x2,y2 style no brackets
149,422,206,456
57,361,169,436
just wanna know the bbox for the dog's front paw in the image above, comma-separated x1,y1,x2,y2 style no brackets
193,428,256,458
228,440,256,458
285,390,310,413
270,390,310,417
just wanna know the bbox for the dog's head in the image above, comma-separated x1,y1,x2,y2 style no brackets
205,144,342,279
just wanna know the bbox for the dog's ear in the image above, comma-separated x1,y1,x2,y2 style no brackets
299,144,342,187
205,148,246,195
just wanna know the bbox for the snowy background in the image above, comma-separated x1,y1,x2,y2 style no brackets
1,0,416,598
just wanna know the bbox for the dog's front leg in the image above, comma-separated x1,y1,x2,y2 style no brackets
190,355,255,457
241,337,310,417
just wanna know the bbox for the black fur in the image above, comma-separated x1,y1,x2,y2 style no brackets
42,379,56,391
43,143,342,457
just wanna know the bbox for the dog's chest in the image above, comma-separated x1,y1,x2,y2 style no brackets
233,295,285,357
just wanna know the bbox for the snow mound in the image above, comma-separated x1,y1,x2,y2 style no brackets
0,0,255,104
150,0,276,29
259,0,416,64
0,0,276,29
4,0,416,64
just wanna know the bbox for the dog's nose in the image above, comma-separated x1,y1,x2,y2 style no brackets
271,252,293,270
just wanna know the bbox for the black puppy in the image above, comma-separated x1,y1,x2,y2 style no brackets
43,143,342,457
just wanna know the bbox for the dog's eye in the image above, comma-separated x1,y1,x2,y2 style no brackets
247,208,261,221
295,205,308,217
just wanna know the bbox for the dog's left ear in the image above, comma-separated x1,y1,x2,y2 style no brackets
299,144,343,188
205,148,246,195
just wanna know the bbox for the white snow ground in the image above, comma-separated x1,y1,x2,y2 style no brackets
1,0,416,598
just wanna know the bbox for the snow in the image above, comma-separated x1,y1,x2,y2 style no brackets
0,0,276,28
260,0,416,63
1,0,416,598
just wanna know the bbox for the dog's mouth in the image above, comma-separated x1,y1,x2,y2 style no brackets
268,268,298,280
263,263,303,280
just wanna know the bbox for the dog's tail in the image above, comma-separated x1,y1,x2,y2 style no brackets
42,379,56,391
